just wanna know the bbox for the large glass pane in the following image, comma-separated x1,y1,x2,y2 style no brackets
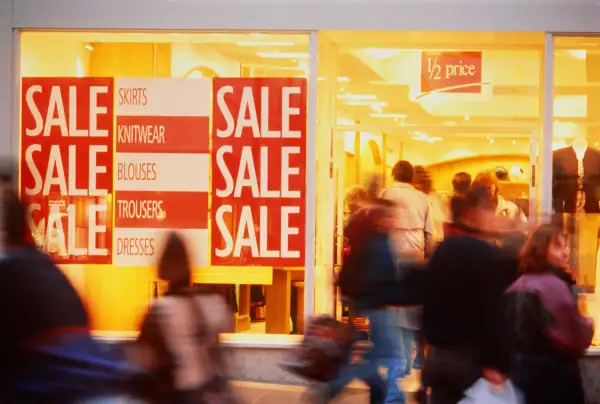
553,36,600,346
322,31,544,363
19,32,309,339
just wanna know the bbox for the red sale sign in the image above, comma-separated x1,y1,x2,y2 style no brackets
211,78,307,267
421,51,482,94
20,77,114,264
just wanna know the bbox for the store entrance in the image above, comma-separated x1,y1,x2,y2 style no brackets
331,124,538,320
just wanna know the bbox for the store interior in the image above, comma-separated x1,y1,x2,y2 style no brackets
19,31,600,343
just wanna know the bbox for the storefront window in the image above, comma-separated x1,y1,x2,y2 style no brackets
553,36,600,346
317,31,544,322
19,31,309,340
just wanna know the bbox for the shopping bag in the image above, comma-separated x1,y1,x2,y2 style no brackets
458,378,524,404
281,315,355,382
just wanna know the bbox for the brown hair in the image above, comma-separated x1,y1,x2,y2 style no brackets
158,232,192,289
449,184,494,222
452,172,472,195
520,224,565,274
414,165,432,194
473,171,499,197
3,188,28,247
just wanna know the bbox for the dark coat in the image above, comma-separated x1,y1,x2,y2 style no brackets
553,146,600,213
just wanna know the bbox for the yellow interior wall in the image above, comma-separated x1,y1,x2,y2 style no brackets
427,155,530,194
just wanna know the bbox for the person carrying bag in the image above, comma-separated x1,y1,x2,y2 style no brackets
131,232,235,404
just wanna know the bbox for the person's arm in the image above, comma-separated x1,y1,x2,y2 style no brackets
128,305,162,371
546,282,595,357
423,201,434,255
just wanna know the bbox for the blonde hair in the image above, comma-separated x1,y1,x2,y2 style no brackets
344,186,370,213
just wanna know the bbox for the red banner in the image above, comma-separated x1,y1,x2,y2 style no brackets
20,77,114,264
211,78,307,267
421,51,482,94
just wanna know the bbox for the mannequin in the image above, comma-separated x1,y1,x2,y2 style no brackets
572,136,588,160
553,136,600,214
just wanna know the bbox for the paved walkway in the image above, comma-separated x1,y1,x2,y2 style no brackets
233,382,370,404
232,372,421,404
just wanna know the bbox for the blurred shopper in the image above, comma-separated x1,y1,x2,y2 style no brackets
0,183,136,403
383,161,433,259
132,232,235,404
505,225,594,404
332,199,411,404
381,161,431,390
411,166,447,381
473,171,526,224
344,185,370,224
422,185,518,404
441,172,472,207
414,165,447,247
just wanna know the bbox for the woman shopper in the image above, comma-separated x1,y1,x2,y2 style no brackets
505,224,594,404
131,232,235,404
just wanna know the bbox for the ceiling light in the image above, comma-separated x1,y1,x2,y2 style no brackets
464,115,470,121
365,48,401,59
237,41,294,46
490,139,494,144
567,50,586,60
512,140,516,145
337,94,377,100
257,52,309,59
345,101,388,107
370,113,408,119
337,77,350,82
250,33,266,38
411,131,442,143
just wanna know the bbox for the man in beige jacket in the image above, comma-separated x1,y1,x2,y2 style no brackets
381,160,433,381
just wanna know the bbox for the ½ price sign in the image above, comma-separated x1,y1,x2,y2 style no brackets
421,51,482,94
211,78,307,267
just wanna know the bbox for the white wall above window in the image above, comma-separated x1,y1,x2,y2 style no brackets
10,0,600,33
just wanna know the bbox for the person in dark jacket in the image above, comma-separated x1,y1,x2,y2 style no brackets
422,184,519,404
0,183,135,402
320,199,408,404
505,224,593,404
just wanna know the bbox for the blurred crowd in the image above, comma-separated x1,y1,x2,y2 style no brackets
0,158,594,404
0,170,236,403
312,160,593,404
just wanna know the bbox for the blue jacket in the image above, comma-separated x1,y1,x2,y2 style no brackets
342,230,421,311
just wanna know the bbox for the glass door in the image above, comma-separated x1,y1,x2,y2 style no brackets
323,30,545,321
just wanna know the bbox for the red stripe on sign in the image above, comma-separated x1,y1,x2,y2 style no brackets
115,191,208,229
116,116,209,154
